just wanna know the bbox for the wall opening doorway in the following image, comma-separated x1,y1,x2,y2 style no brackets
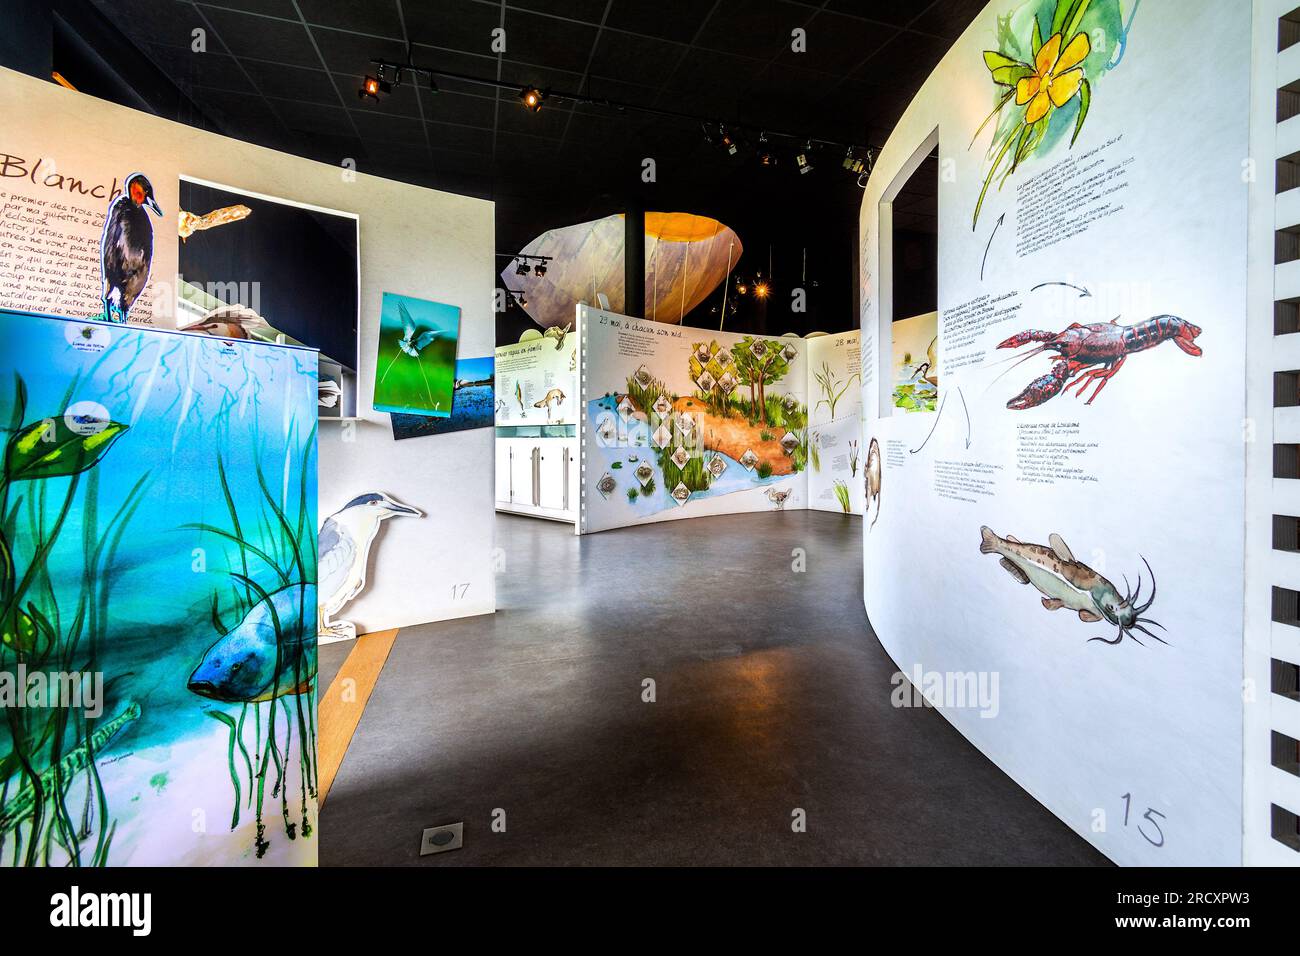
877,131,939,417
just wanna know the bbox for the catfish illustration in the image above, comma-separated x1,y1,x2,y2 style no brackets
978,526,1164,646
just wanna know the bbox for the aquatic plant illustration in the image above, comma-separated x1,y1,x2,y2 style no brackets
813,360,860,420
3,312,319,866
970,0,1130,228
979,525,1163,646
832,480,851,514
185,428,320,857
994,315,1202,409
0,373,143,866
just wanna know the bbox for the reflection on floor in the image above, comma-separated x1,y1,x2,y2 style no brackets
320,512,1108,866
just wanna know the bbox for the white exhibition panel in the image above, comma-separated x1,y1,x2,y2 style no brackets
495,328,579,426
493,325,580,522
807,331,865,515
859,0,1250,866
578,305,815,533
1,68,497,632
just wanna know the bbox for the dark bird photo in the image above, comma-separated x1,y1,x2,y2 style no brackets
99,172,162,323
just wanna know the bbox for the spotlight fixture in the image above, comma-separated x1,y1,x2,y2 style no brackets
795,141,813,174
756,133,775,167
358,74,390,100
842,146,866,175
534,262,547,277
719,125,738,156
754,280,770,299
735,277,748,296
520,86,545,112
515,259,531,276
700,121,716,147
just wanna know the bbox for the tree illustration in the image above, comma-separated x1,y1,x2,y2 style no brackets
730,338,789,425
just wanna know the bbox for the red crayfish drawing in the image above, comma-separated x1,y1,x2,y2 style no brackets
996,315,1203,410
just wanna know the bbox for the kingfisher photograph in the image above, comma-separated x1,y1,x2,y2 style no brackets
372,292,461,417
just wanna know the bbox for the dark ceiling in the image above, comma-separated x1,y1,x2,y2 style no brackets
65,0,974,337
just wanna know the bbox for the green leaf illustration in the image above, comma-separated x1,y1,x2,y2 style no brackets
983,50,1021,71
1071,77,1091,146
991,64,1034,86
1,604,48,654
5,417,127,483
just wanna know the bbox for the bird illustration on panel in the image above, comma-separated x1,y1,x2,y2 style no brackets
317,492,423,643
99,173,162,323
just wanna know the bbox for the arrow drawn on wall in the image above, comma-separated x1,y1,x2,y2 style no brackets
1030,280,1092,297
910,386,971,454
980,213,1004,281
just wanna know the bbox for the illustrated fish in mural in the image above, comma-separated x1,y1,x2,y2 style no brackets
978,526,1165,646
188,585,318,702
100,172,162,323
0,701,141,833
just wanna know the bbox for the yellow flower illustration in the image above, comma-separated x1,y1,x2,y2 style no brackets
1015,31,1090,124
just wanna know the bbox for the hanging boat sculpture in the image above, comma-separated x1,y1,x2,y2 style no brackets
501,212,742,329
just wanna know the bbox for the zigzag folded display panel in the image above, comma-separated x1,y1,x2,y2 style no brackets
0,310,319,866
578,306,812,533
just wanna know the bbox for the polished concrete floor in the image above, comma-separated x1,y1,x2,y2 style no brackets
320,511,1108,866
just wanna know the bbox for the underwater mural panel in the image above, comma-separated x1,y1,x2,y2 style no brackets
0,309,319,866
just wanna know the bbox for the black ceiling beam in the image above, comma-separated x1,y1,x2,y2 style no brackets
365,57,874,155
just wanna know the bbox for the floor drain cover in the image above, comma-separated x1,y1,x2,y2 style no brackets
420,822,463,856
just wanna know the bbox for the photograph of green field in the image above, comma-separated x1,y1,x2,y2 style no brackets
373,293,460,417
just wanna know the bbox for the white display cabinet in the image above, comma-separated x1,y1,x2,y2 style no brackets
496,434,577,523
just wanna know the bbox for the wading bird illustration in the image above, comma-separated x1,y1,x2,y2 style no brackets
100,172,162,323
317,492,422,642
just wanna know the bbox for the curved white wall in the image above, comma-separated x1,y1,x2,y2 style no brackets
859,0,1253,865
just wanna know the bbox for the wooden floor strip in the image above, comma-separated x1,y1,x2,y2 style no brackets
317,628,399,807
